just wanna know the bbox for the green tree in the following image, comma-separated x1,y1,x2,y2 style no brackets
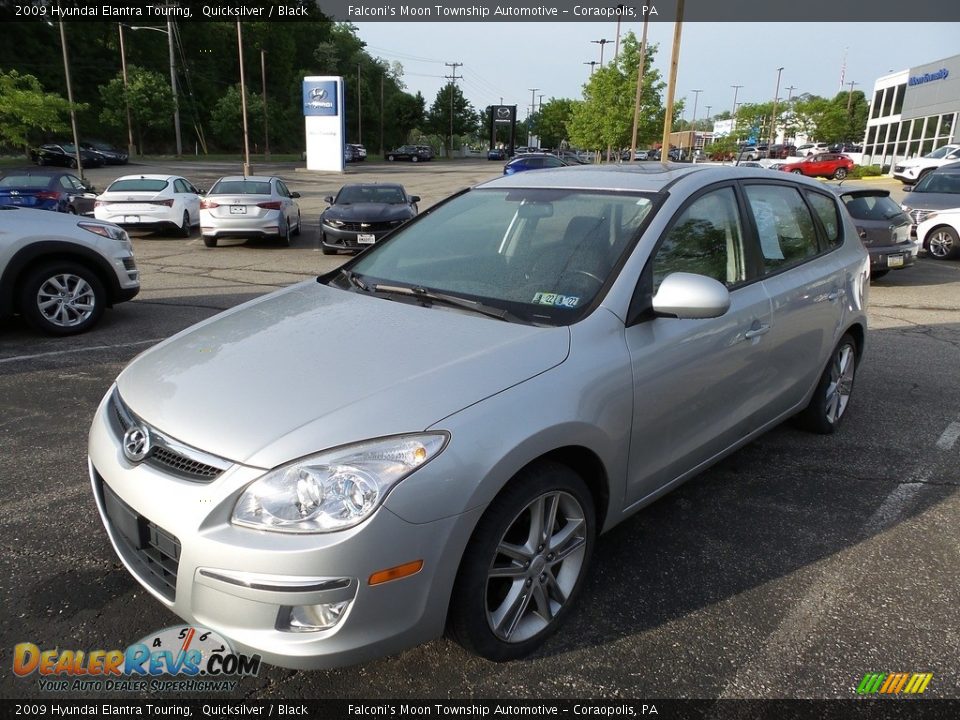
0,70,75,153
426,83,477,159
99,66,173,153
536,98,578,148
209,85,266,151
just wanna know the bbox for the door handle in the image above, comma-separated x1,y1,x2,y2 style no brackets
827,290,840,301
744,324,770,339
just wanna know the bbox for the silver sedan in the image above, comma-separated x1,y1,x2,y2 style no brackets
89,164,869,669
199,175,302,247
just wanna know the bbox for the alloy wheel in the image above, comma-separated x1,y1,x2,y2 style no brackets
825,343,855,424
928,229,955,259
36,273,96,329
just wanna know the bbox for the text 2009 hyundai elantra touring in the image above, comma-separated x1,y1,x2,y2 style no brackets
89,165,869,668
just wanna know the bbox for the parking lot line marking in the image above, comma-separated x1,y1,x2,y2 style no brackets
0,338,164,365
935,422,960,451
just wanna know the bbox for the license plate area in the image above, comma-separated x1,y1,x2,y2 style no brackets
230,205,247,215
887,254,904,268
124,216,140,223
357,233,376,245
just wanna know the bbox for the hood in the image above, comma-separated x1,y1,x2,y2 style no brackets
323,203,413,223
116,281,569,469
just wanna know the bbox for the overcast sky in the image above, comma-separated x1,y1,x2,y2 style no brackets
354,22,960,120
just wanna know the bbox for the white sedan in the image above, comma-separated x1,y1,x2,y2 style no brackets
94,174,201,237
916,208,960,261
199,176,302,248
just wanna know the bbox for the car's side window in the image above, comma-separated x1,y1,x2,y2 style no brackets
805,191,841,248
174,179,187,193
277,181,290,197
59,176,74,190
744,185,820,272
652,186,747,292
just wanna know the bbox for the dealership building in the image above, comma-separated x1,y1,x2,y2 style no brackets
863,53,959,172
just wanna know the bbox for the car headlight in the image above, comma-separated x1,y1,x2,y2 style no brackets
325,218,345,228
78,221,129,243
232,433,448,533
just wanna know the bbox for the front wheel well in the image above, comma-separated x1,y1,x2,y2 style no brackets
13,252,114,314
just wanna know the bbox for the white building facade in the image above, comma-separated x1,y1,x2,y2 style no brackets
863,54,960,173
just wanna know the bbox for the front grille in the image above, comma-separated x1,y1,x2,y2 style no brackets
894,165,905,173
110,390,229,482
339,221,397,232
98,474,180,602
122,256,137,271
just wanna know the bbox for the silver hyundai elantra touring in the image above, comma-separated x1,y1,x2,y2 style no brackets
89,165,869,668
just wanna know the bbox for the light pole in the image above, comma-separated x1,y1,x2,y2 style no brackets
768,66,784,147
261,50,270,159
846,80,859,113
629,15,650,160
731,84,743,141
584,60,597,75
660,0,685,165
591,39,612,66
237,22,251,176
129,24,182,156
528,88,539,147
117,23,135,158
56,22,84,178
690,88,702,156
614,5,626,61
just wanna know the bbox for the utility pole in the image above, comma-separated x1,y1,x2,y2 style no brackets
117,24,135,158
357,62,362,144
167,18,182,157
769,67,784,147
237,22,251,176
730,84,743,141
591,38,611,66
380,75,384,156
57,22,83,179
584,60,597,75
846,80,859,113
785,85,797,102
660,0,685,165
614,5,626,61
689,89,702,159
444,62,462,158
261,49,270,159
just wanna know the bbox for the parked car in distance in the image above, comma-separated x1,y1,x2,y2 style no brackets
199,176,301,248
344,144,360,163
835,188,915,277
0,206,139,334
30,142,105,169
94,174,202,237
797,142,830,156
902,162,960,260
892,144,960,184
320,183,419,255
88,164,868,671
503,153,570,174
780,153,854,180
385,145,432,162
828,142,862,154
81,140,129,165
915,208,960,261
736,145,762,162
767,144,798,159
0,168,98,215
487,148,508,161
350,144,367,161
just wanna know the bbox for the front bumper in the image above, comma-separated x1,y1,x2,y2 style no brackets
87,390,479,669
893,166,921,183
321,223,396,252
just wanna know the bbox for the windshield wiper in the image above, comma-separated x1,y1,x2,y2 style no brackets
372,284,521,323
339,268,370,292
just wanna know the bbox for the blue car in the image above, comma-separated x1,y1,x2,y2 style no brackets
0,168,98,215
503,153,570,175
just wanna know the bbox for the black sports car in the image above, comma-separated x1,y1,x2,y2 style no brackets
320,183,419,255
81,140,129,165
30,143,105,169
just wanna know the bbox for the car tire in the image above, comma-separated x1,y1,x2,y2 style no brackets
448,461,595,662
791,169,803,175
178,211,191,238
927,226,960,260
18,261,106,336
833,168,848,180
69,158,78,169
202,236,217,248
279,218,291,247
67,206,77,215
387,155,395,161
411,156,419,163
795,333,858,435
870,269,889,280
292,211,302,236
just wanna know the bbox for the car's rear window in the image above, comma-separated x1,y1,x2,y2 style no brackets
0,176,51,189
841,194,905,222
210,181,272,195
107,179,169,192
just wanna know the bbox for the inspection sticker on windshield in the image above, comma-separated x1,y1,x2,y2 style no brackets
532,292,580,308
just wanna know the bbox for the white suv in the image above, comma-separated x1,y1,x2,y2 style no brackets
893,144,960,184
0,206,139,334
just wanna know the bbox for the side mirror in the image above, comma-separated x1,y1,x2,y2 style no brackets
410,195,421,203
903,186,913,192
652,272,731,320
196,188,206,195
84,185,96,193
291,191,301,199
324,196,334,204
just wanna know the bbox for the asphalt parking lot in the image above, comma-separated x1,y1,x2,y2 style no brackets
1,160,959,701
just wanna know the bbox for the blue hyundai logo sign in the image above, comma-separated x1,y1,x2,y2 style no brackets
303,81,338,116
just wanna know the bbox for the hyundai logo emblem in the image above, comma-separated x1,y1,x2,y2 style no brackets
122,425,151,463
310,87,328,100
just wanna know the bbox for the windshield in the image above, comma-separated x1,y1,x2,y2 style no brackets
336,188,657,326
925,145,958,159
108,179,169,192
912,171,960,194
210,180,272,195
842,194,905,221
336,186,406,204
